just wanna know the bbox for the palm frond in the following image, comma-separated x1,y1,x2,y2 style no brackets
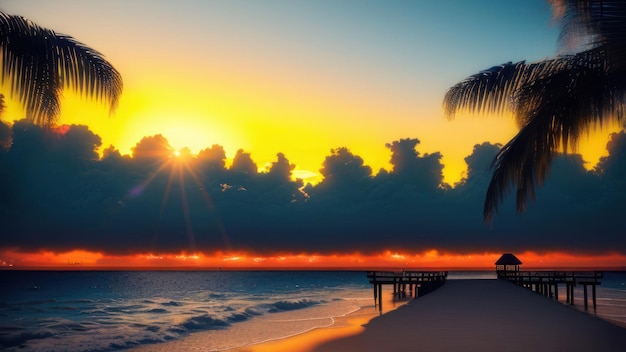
484,60,626,221
443,61,526,118
444,1,626,221
54,34,123,113
0,10,122,125
554,0,626,71
443,59,574,120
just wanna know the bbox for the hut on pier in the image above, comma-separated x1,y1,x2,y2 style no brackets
495,253,522,278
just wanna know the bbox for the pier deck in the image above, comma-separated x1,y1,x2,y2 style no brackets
315,279,626,352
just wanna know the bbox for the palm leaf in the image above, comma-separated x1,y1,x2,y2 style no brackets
444,0,626,221
443,61,525,118
0,10,122,126
443,59,574,121
484,59,626,221
554,0,626,70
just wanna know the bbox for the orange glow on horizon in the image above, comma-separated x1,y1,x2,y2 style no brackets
1,249,625,270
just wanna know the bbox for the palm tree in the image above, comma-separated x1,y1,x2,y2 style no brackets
0,10,122,126
443,0,626,222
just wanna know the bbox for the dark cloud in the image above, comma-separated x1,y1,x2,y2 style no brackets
0,120,625,257
0,119,11,150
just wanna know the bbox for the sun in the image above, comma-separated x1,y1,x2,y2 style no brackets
173,149,181,157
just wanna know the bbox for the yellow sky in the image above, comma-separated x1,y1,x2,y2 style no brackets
3,81,619,186
1,1,622,185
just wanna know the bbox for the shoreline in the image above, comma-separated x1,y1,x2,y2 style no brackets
129,289,409,352
223,305,377,352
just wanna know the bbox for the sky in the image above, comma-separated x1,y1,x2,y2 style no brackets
0,0,625,269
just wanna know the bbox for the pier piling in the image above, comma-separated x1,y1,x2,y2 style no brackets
501,271,602,311
366,271,448,312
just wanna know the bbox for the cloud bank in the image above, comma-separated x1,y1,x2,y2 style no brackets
1,121,625,256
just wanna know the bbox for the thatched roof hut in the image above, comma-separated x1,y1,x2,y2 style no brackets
495,253,522,277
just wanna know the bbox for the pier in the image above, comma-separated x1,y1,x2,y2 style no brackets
315,279,626,352
495,253,603,311
499,270,603,311
366,271,448,311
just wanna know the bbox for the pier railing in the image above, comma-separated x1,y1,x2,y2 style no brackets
366,271,448,311
499,270,603,311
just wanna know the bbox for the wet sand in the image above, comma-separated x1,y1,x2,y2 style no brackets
130,288,408,352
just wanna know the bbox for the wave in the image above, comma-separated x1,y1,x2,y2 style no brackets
268,299,321,313
143,308,169,314
181,314,231,330
244,307,264,316
103,304,146,313
0,271,375,351
50,305,80,311
0,329,53,348
227,312,252,323
597,297,626,303
165,299,325,337
208,293,228,299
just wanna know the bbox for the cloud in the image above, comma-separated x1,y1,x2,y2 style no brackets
0,121,625,256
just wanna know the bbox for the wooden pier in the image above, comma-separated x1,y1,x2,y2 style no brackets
366,271,448,311
499,271,603,311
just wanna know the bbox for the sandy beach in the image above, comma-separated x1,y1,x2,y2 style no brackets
129,285,407,352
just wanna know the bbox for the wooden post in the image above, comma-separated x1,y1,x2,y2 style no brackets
592,284,597,312
377,284,382,312
373,281,378,303
554,284,559,301
372,272,377,304
583,284,588,311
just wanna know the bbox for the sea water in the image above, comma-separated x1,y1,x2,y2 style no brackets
1,270,624,351
566,271,626,327
0,271,375,351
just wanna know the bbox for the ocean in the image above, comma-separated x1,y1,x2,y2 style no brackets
0,270,624,351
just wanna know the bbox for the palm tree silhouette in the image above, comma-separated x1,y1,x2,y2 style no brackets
443,0,626,222
0,10,122,126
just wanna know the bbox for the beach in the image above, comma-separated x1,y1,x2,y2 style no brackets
129,283,408,352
